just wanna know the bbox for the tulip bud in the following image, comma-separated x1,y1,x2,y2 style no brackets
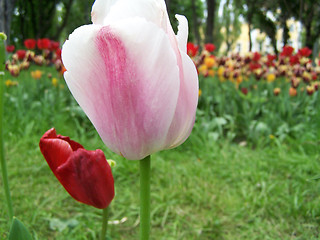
39,128,115,209
306,85,315,96
289,87,297,97
273,88,281,96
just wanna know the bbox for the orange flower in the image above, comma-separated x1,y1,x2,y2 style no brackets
204,56,215,69
289,87,297,96
31,70,42,79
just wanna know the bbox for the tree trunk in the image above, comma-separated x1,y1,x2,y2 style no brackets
0,0,16,43
205,0,216,43
191,0,201,45
281,15,289,47
305,21,313,50
55,0,74,40
248,22,252,51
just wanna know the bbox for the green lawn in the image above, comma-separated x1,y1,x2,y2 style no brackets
1,66,320,239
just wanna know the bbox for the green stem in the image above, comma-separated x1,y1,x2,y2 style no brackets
100,207,109,240
0,33,14,221
140,155,151,240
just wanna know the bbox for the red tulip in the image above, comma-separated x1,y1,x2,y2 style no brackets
16,50,26,60
6,45,15,52
50,41,60,51
24,39,36,49
298,47,312,57
204,43,215,52
252,52,261,62
289,54,300,65
37,38,51,50
187,42,199,57
39,128,115,209
280,45,294,57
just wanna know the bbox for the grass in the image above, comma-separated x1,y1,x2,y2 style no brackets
1,66,320,239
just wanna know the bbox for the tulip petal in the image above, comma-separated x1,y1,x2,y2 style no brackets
175,14,188,53
62,19,180,160
92,0,167,30
55,148,114,209
39,128,74,172
165,51,199,149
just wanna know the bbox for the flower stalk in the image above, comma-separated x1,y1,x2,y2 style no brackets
0,32,14,221
100,207,109,240
140,155,151,240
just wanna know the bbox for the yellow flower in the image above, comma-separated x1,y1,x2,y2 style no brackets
52,78,58,87
236,75,243,84
204,57,215,69
5,79,18,87
198,64,208,76
267,73,276,83
198,89,202,97
31,70,42,79
217,66,225,77
269,134,275,140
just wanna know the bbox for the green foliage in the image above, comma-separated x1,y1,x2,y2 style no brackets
8,218,33,240
197,74,320,147
1,64,320,239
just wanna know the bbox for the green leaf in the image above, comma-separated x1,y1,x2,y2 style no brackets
8,217,33,240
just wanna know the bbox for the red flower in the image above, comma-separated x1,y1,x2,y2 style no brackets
267,54,276,62
16,50,26,60
39,128,115,209
289,55,300,65
24,39,36,49
249,62,261,71
280,45,294,57
37,38,51,50
204,43,215,52
187,42,199,57
298,47,312,57
55,48,62,59
50,41,60,51
252,52,261,62
6,45,15,53
241,87,248,95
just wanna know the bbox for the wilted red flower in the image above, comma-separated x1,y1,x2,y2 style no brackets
39,128,115,209
6,45,15,53
24,39,36,49
252,52,261,62
16,50,26,60
298,47,312,57
280,45,294,57
37,38,51,50
187,42,199,57
204,43,215,52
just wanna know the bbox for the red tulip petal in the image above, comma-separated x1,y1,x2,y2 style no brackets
56,148,114,209
39,128,74,172
56,135,84,151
